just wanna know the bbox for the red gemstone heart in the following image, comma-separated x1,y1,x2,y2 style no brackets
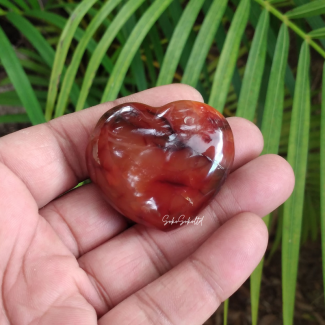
86,100,234,231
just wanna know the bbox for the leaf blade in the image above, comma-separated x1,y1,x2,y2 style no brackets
236,9,269,120
75,0,146,112
208,0,250,113
320,62,325,306
0,0,20,12
54,0,123,117
261,24,290,155
12,0,29,10
182,0,228,87
0,113,30,123
101,0,174,103
286,0,325,19
308,27,325,39
156,0,205,86
6,12,54,67
250,23,290,325
45,0,97,121
282,41,311,325
0,26,45,125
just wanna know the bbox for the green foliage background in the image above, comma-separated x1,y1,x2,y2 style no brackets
0,0,324,324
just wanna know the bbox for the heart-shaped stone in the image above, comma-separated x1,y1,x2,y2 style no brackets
86,100,234,231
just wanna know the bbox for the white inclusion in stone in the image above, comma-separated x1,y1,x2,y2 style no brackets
144,197,158,212
157,107,171,118
207,132,224,175
119,105,133,114
181,116,196,131
184,116,195,125
127,169,141,192
209,156,224,174
93,140,100,165
133,128,166,136
113,148,123,158
106,105,134,123
186,129,223,159
214,131,224,164
184,196,194,205
181,124,197,131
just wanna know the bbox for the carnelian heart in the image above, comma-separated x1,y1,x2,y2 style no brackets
86,100,234,231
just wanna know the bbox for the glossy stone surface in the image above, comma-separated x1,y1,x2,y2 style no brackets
86,100,234,231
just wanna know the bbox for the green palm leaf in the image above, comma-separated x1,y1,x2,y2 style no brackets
0,90,46,107
294,0,325,47
6,12,54,68
28,0,41,9
148,25,164,66
0,0,20,12
208,0,250,113
286,0,325,19
45,0,97,121
101,0,174,102
0,26,45,125
25,9,128,97
54,0,123,117
12,0,29,10
282,41,310,325
0,113,30,123
121,13,148,92
75,0,146,112
182,0,228,88
223,299,229,325
156,0,205,86
321,63,325,306
6,11,87,109
308,27,325,39
261,24,290,156
236,9,269,120
250,23,290,325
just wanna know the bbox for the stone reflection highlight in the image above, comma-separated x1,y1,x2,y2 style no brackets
86,100,234,231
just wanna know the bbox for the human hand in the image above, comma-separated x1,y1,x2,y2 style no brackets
0,85,294,325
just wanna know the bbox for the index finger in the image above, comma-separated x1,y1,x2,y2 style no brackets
0,84,203,208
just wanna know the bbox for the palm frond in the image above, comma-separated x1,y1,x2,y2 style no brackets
282,41,310,325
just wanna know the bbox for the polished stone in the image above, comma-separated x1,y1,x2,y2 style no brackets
86,100,234,231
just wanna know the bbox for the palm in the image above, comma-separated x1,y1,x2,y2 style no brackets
0,85,294,325
2,203,96,324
